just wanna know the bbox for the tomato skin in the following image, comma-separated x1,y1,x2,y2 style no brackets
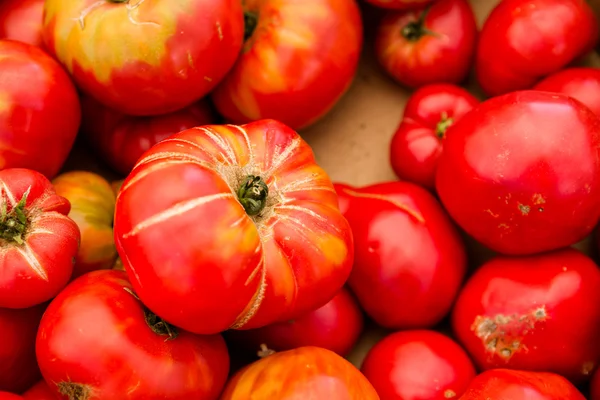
81,96,217,176
113,119,353,335
0,0,44,47
42,0,244,116
365,0,435,10
390,83,480,189
220,346,379,399
0,393,24,400
361,330,476,400
36,270,230,400
336,181,466,329
436,90,600,255
0,40,80,179
452,249,600,383
475,0,599,97
22,382,54,400
591,368,600,400
458,369,585,400
211,0,363,130
375,0,477,89
534,67,600,116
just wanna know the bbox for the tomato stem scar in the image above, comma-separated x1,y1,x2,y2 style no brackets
401,5,434,41
436,112,454,139
244,11,259,42
124,287,179,340
238,175,269,216
0,188,30,244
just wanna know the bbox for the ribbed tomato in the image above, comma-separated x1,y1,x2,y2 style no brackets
0,0,44,47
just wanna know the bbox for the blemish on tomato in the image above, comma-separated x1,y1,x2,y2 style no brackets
582,361,595,375
532,193,545,205
444,389,456,398
518,203,530,215
204,76,213,82
216,21,224,40
485,209,499,218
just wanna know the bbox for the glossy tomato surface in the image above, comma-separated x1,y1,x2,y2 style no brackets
0,40,80,179
22,381,54,400
337,181,466,329
36,270,230,400
362,330,476,400
452,249,600,383
475,0,598,96
0,0,44,47
534,67,600,116
211,0,363,130
0,393,24,400
220,346,379,399
436,90,600,255
365,0,435,9
376,0,477,88
42,0,244,116
114,119,354,335
390,83,480,189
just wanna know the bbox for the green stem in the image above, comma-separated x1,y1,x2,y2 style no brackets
435,112,454,139
401,5,433,42
124,287,178,341
238,175,269,216
0,189,30,244
244,11,259,42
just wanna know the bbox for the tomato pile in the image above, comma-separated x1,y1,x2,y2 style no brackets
1,0,600,398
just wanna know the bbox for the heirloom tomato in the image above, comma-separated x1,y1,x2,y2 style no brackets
361,330,476,400
22,381,54,400
114,119,353,335
476,0,599,97
452,249,600,383
459,370,585,400
0,0,44,47
52,171,117,278
336,181,466,329
36,270,230,400
436,90,600,255
0,40,80,179
389,83,479,189
365,0,435,9
81,96,217,176
211,0,363,130
220,346,379,399
375,0,477,89
534,67,600,116
42,0,244,116
0,168,79,309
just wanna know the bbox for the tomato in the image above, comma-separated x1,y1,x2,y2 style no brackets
0,0,44,47
389,83,480,189
111,180,124,197
365,0,435,9
226,287,364,357
459,370,585,400
113,119,353,335
361,330,476,399
375,0,477,89
475,0,599,97
0,40,80,179
42,0,244,116
336,181,466,329
592,368,600,400
220,346,379,399
436,90,600,255
211,0,363,130
534,67,600,116
0,393,24,400
81,96,217,176
0,169,79,309
0,305,45,393
22,381,54,400
52,171,117,279
36,270,230,399
452,249,600,383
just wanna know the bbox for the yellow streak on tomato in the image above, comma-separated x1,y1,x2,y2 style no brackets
316,233,348,267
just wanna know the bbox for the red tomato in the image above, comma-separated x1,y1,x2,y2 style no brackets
0,0,44,47
226,287,364,357
0,169,79,309
336,181,466,329
475,0,599,97
0,393,24,400
592,369,600,400
436,90,600,255
113,119,353,335
390,83,480,189
22,381,54,400
220,346,379,399
36,270,229,399
375,0,477,89
459,370,585,400
211,0,363,130
80,96,217,176
534,67,600,116
0,40,80,179
452,249,600,383
365,0,435,9
333,183,354,216
42,0,244,116
361,330,476,399
0,305,45,393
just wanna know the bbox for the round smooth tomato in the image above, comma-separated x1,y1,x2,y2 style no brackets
211,0,363,130
0,40,80,179
0,0,44,47
534,67,600,116
375,0,477,89
22,381,54,400
361,330,476,400
436,90,600,255
113,119,353,335
452,249,600,383
36,270,230,399
337,181,466,329
475,0,599,97
42,0,244,116
390,83,480,189
365,0,435,9
220,346,379,399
